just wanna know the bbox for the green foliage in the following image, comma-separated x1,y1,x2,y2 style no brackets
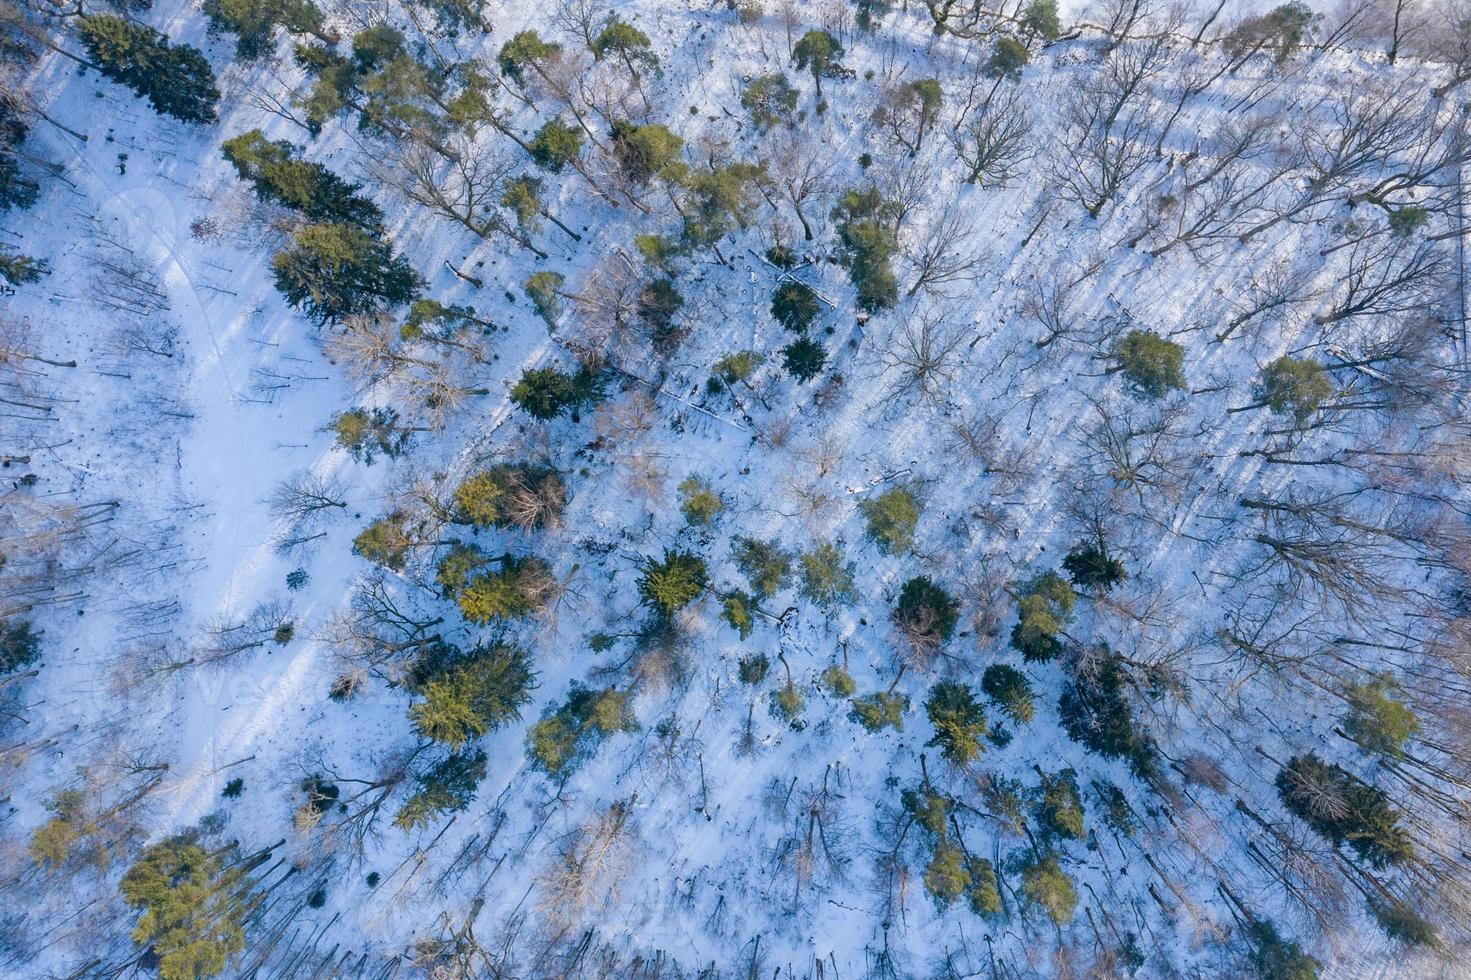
893,576,960,649
499,177,544,235
732,537,793,597
353,513,412,570
119,832,257,980
986,37,1030,79
0,248,47,286
221,778,244,799
981,664,1034,724
832,186,899,312
821,664,856,697
525,270,566,324
0,618,40,674
1387,206,1428,238
781,337,827,382
721,591,756,640
792,30,844,98
1246,920,1322,979
1113,330,1186,399
394,748,486,830
1254,356,1331,425
329,407,408,463
590,16,658,71
967,857,1002,916
901,783,951,836
530,118,583,173
710,350,765,391
1010,571,1075,663
770,680,806,729
638,549,709,617
456,555,553,624
271,222,422,323
510,365,604,421
737,653,770,685
1343,675,1419,758
925,681,987,766
741,73,799,129
771,280,822,333
1061,541,1126,591
78,16,219,123
849,691,907,731
798,541,858,610
452,464,565,530
203,0,328,60
498,30,560,84
1091,779,1138,837
1058,654,1157,777
1034,769,1085,841
0,105,39,213
409,644,534,746
923,839,969,908
639,277,686,350
680,164,764,249
1225,2,1319,66
1369,898,1440,948
1276,754,1412,868
1022,0,1062,39
1019,853,1077,925
611,122,685,184
678,476,725,525
527,685,637,777
860,486,921,554
636,232,684,272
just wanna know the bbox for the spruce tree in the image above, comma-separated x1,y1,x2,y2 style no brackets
203,0,330,60
530,118,582,172
925,681,987,765
981,664,1034,724
861,486,921,554
271,222,423,323
893,576,959,649
798,540,857,610
0,247,46,286
732,537,792,597
222,130,382,228
782,337,827,382
1019,852,1077,926
77,16,219,124
394,749,487,830
1275,755,1412,868
527,684,637,777
409,644,534,747
1010,571,1075,662
637,549,708,617
509,365,603,421
456,556,554,624
0,618,40,674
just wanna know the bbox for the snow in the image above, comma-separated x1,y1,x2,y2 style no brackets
2,0,1465,976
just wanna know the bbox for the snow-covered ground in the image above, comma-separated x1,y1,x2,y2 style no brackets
3,0,1468,976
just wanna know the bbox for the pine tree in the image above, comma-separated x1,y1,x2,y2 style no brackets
329,406,409,464
611,122,685,184
832,186,899,312
203,0,330,60
849,691,907,731
986,37,1030,79
271,222,423,323
1062,540,1126,591
525,270,566,325
394,749,487,830
925,681,987,765
1058,654,1157,777
590,16,658,73
637,549,708,617
0,619,40,674
798,541,857,610
119,832,262,980
77,16,219,124
677,476,724,525
409,644,534,746
1253,356,1332,425
530,118,582,173
741,73,798,129
1022,0,1062,39
498,30,561,84
893,576,959,649
771,280,821,333
732,537,793,597
1112,330,1186,399
923,839,970,908
861,486,921,554
1342,675,1419,759
791,30,843,102
222,130,382,228
1246,920,1322,979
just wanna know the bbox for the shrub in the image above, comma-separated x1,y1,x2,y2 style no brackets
925,681,987,765
849,691,907,731
1113,330,1186,399
678,476,724,525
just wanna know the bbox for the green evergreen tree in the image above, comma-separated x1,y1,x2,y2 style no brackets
1369,899,1440,948
638,549,708,617
203,0,330,60
1010,570,1075,662
611,122,685,185
525,270,567,324
409,644,534,746
1034,769,1086,840
981,664,1034,724
832,186,899,311
0,619,40,674
527,684,637,777
590,15,658,73
1019,852,1077,926
457,556,554,624
893,576,959,649
923,839,970,908
791,30,843,101
352,512,413,570
1061,540,1126,591
1022,0,1062,39
860,486,921,553
771,280,821,333
731,536,793,597
530,118,583,172
119,832,261,980
509,365,603,421
721,591,756,640
1275,755,1413,868
1246,920,1322,979
1342,675,1419,759
925,681,987,765
394,748,486,830
741,73,798,130
1112,329,1186,399
849,691,908,731
821,664,856,697
677,476,724,525
782,336,827,382
222,130,382,228
967,857,1002,915
498,30,561,84
271,222,422,323
798,540,857,610
1058,654,1157,777
451,464,565,530
77,16,219,124
0,247,46,286
986,37,1031,79
1253,356,1332,425
329,407,409,463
